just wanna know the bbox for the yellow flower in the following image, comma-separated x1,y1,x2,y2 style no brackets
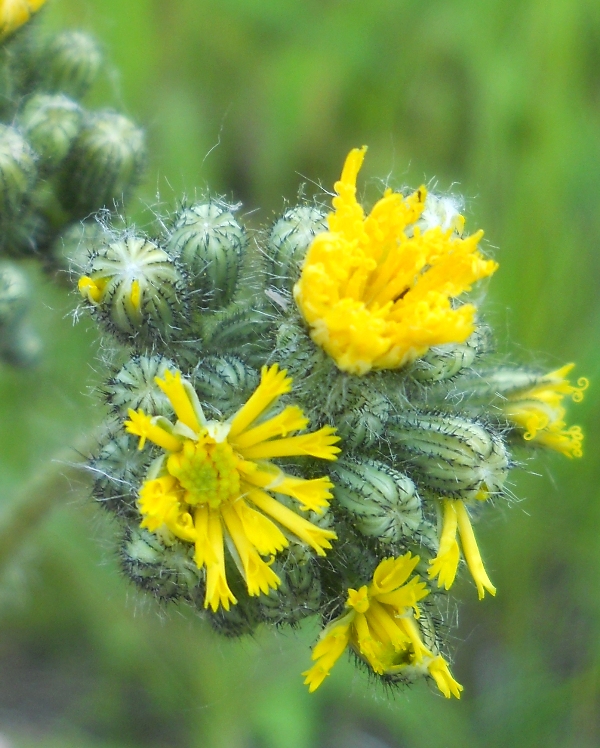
428,497,495,600
303,553,463,699
0,0,47,41
293,147,498,375
125,365,340,612
504,364,588,458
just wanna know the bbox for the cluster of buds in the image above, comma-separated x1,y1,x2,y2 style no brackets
78,145,588,700
0,3,146,365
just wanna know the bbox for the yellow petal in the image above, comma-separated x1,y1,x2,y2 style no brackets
155,370,202,433
455,500,496,599
228,364,292,439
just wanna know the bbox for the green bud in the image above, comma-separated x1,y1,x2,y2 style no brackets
58,110,146,217
105,355,176,416
204,597,261,638
332,458,423,544
37,31,102,100
388,412,510,500
267,205,326,293
18,93,83,173
0,260,30,324
51,219,108,276
0,124,37,220
203,300,274,367
121,527,202,602
91,427,153,519
192,355,259,419
259,550,322,626
79,236,185,343
0,318,42,368
410,326,491,383
166,201,247,309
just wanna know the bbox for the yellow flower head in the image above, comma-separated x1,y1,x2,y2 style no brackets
302,553,463,699
293,147,498,375
504,364,588,458
0,0,47,41
124,365,340,612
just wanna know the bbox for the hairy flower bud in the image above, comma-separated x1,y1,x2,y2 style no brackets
202,300,274,367
0,124,37,220
37,30,102,99
58,110,146,217
0,260,29,324
259,550,322,625
78,236,185,343
192,355,259,418
267,205,326,293
388,412,510,500
90,428,152,519
51,219,108,276
105,355,175,416
166,201,247,310
332,458,423,544
121,526,202,601
18,93,82,173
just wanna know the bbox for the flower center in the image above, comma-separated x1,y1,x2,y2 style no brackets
166,436,241,509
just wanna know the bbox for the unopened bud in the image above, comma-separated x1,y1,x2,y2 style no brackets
18,93,82,173
121,526,202,602
192,355,259,418
106,355,176,416
332,458,422,544
267,205,326,293
78,236,184,342
259,551,322,625
388,412,510,500
58,110,146,217
0,124,37,220
166,201,247,309
37,30,102,99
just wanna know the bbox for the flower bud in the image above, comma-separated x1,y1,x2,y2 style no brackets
166,201,247,310
18,93,82,173
78,235,185,343
0,260,30,324
121,526,202,602
332,458,423,544
0,124,37,220
259,551,322,626
388,412,510,500
203,597,261,638
267,205,326,293
51,219,108,276
203,300,274,367
410,325,491,383
37,30,102,99
91,428,152,519
105,355,176,416
58,110,146,217
192,355,259,418
0,318,42,367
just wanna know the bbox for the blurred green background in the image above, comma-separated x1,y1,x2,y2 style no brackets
1,0,600,745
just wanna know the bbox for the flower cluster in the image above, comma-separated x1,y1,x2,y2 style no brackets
0,10,145,366
78,147,586,700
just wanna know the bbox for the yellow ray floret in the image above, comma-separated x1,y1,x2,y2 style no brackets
504,364,588,458
428,498,496,600
293,147,498,375
303,554,462,699
0,0,47,41
124,364,340,611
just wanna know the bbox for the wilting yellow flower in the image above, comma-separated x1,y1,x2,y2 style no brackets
303,553,463,699
293,147,498,375
504,364,588,458
0,0,47,41
125,364,340,612
429,497,496,600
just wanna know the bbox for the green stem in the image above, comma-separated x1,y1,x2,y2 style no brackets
0,429,100,572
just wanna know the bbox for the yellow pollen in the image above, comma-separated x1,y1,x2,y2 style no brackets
167,436,241,509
